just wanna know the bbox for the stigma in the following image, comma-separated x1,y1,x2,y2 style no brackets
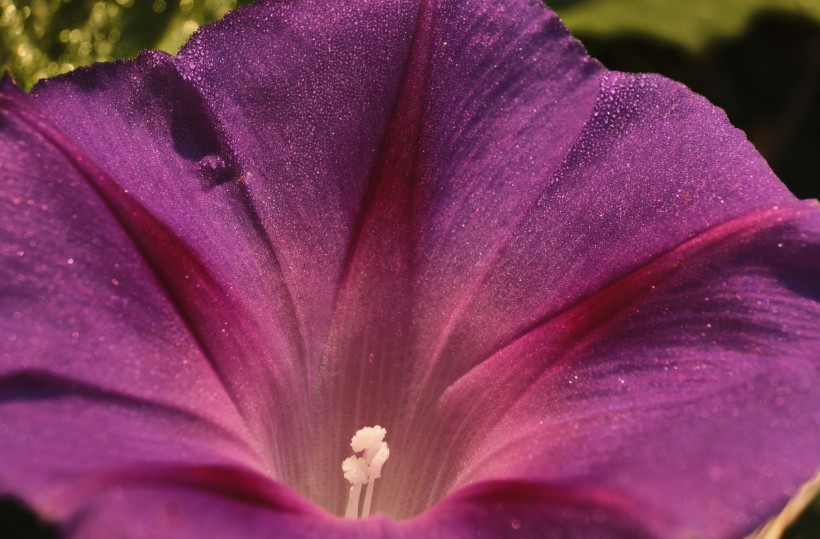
341,425,390,518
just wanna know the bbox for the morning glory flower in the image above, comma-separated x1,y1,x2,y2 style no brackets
1,0,818,538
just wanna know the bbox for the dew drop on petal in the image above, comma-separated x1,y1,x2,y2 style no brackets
197,154,235,186
198,154,225,171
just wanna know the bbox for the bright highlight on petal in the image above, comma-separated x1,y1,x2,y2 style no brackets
342,426,390,518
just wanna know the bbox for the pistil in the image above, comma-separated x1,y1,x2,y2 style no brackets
341,426,390,518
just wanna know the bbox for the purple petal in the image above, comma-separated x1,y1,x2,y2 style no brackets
1,0,818,537
25,52,312,462
45,466,352,539
321,70,809,528
174,0,604,513
399,71,795,416
440,206,820,537
63,476,655,539
0,79,262,503
407,481,655,538
20,0,608,515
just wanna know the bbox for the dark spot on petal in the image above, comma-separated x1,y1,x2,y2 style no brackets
135,51,241,189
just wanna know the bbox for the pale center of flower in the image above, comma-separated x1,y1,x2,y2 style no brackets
341,425,390,518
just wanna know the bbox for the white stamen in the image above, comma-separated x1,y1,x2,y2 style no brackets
345,483,363,519
366,442,390,479
341,425,389,518
362,478,375,518
342,455,369,484
342,456,368,518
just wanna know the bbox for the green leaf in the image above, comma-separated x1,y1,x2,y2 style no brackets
0,0,252,90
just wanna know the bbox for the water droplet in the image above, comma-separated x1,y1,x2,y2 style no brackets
511,519,522,530
198,154,225,171
197,154,234,187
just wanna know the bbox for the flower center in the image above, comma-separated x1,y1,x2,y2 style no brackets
341,425,390,518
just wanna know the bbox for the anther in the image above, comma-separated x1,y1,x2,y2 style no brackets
341,425,390,518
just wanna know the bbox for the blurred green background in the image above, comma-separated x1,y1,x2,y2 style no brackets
0,0,818,537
